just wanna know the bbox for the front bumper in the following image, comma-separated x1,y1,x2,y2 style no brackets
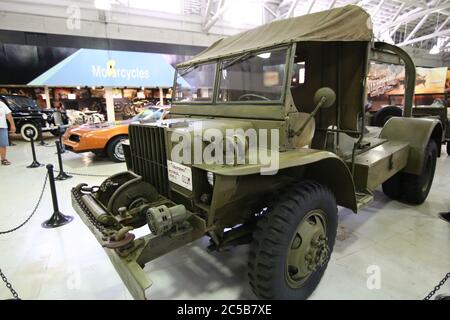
71,184,153,299
71,177,207,299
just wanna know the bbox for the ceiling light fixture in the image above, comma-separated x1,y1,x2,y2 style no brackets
94,0,111,10
429,44,440,55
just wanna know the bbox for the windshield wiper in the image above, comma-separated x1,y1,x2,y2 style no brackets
221,52,253,70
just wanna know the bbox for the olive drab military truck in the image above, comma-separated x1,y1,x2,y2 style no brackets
71,5,442,300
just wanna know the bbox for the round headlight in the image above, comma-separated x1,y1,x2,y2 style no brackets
206,171,215,186
42,113,48,120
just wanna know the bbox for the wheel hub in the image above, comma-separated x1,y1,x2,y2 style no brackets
286,210,329,288
305,235,329,272
115,141,124,158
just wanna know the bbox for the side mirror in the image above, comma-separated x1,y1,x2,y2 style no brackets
313,87,336,109
294,87,336,137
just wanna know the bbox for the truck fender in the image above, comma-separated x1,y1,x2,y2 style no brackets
302,157,357,212
195,149,357,212
380,117,442,175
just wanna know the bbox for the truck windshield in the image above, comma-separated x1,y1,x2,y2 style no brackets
218,48,288,103
173,63,216,103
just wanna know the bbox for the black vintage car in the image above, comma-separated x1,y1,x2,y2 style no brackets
0,94,68,141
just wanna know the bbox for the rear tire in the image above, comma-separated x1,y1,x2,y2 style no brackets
382,173,401,200
382,140,437,204
401,140,437,204
106,135,128,162
248,181,337,300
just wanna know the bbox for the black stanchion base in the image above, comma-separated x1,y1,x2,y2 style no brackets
439,212,450,223
42,212,73,229
55,172,72,181
27,161,44,168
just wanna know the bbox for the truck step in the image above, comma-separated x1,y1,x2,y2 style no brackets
356,192,374,210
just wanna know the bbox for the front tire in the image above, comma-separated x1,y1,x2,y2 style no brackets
106,135,128,162
248,181,338,300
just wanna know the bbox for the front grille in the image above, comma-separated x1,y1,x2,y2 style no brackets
129,124,169,197
69,134,80,142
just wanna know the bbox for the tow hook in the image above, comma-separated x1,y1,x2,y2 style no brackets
102,226,135,249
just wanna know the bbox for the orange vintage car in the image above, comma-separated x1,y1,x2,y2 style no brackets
63,106,168,162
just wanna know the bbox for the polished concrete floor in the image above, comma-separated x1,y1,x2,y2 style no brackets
0,134,449,300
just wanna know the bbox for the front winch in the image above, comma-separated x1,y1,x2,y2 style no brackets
146,204,190,235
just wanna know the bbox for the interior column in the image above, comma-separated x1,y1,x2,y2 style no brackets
105,87,115,122
44,86,51,109
159,87,164,106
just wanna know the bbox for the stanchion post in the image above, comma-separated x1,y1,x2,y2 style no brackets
38,125,47,146
42,164,73,229
58,126,65,154
26,133,43,168
55,141,72,181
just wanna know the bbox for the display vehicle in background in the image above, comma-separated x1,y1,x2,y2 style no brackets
66,109,105,125
0,94,69,140
368,93,449,154
71,6,442,300
63,106,169,162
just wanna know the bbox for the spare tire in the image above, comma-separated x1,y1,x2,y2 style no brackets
372,106,403,127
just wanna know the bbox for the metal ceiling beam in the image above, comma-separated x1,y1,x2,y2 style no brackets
286,0,300,18
390,2,405,22
404,14,429,42
397,28,450,46
306,0,317,14
437,15,450,32
328,0,338,9
380,2,450,30
202,0,231,32
392,0,450,15
202,0,213,26
371,0,385,17
358,0,372,7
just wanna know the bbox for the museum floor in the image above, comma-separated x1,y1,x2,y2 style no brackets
1,134,449,300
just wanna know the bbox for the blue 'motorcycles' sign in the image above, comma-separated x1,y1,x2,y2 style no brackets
29,48,177,87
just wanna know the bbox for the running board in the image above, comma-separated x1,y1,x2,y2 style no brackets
356,192,374,210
